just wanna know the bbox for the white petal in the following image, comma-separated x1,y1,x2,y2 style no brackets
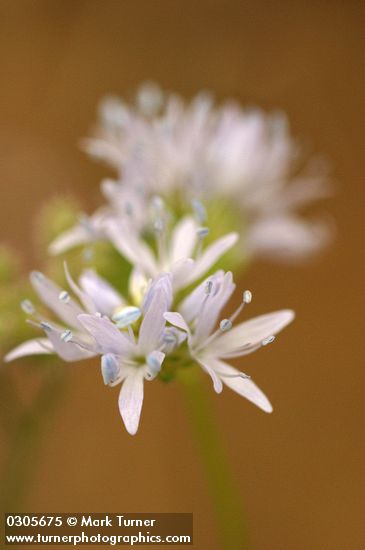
164,312,191,337
207,310,295,357
30,271,84,329
64,262,96,314
194,271,235,344
203,357,273,412
77,314,132,355
104,219,157,276
81,138,125,169
129,267,148,306
138,285,169,354
195,356,223,393
48,225,90,255
4,338,54,362
79,269,124,316
43,328,96,362
118,369,145,435
179,270,224,324
171,258,195,291
246,216,330,260
187,233,238,284
169,216,198,264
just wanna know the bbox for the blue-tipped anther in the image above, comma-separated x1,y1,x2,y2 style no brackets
112,306,141,328
220,319,232,332
59,290,70,303
262,335,275,346
191,199,207,224
40,321,52,331
243,290,252,304
146,353,162,378
154,219,164,233
205,280,213,294
101,354,120,385
61,329,73,342
197,227,209,239
21,299,35,315
33,271,45,281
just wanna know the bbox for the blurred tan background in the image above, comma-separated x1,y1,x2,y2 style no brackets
0,1,364,549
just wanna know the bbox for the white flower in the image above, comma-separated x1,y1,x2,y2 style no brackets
164,271,295,412
49,180,147,255
80,82,331,261
78,273,172,434
5,266,173,435
103,206,238,292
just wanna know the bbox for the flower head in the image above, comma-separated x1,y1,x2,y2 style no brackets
80,82,331,262
5,265,173,435
165,271,295,412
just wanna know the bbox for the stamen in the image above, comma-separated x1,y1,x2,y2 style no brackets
196,227,209,239
219,319,232,332
164,333,177,345
228,289,253,324
205,280,213,294
127,325,136,344
191,199,207,224
262,335,275,346
154,219,164,233
21,299,35,315
83,247,94,262
101,354,120,386
153,215,167,266
243,290,252,304
40,321,52,331
33,271,45,281
112,306,141,328
195,227,209,258
61,329,73,342
152,196,165,212
216,371,251,380
78,213,92,233
145,353,162,380
59,290,70,303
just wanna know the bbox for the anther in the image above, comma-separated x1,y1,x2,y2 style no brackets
21,299,35,315
33,271,45,281
220,319,232,332
40,321,52,331
61,329,73,342
205,280,213,294
164,333,177,345
215,371,251,380
83,247,94,262
101,354,120,386
146,353,162,377
191,199,207,224
262,335,275,346
112,306,141,328
59,290,70,303
152,196,165,212
154,219,164,233
196,227,209,239
243,290,252,304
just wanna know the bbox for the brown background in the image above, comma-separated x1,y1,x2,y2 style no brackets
0,1,364,549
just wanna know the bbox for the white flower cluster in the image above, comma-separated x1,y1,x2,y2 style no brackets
51,81,331,261
7,83,335,435
6,202,294,434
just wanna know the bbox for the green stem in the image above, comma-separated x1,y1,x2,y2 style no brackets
178,366,249,550
0,364,67,513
